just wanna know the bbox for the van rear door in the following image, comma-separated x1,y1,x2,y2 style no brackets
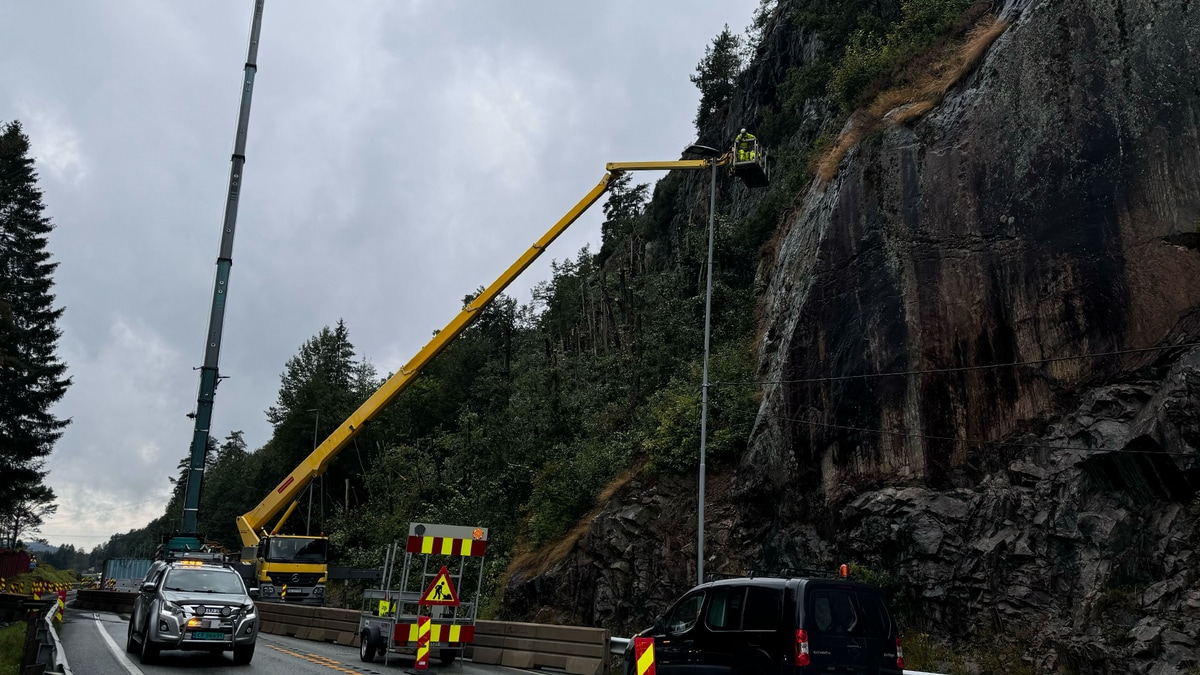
802,585,869,673
854,589,901,674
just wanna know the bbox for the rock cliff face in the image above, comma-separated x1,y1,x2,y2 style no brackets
504,0,1200,672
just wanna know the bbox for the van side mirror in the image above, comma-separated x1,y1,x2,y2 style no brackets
248,588,260,599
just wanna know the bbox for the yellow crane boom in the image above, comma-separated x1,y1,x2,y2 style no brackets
236,156,734,549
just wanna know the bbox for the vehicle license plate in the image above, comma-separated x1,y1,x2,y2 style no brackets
192,631,225,640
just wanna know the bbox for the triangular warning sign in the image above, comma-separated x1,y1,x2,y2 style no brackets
419,566,460,606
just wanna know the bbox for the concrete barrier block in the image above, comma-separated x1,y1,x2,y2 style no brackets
500,650,536,668
475,620,505,636
470,646,503,664
504,637,606,658
334,631,355,646
565,656,603,675
315,618,359,632
295,627,312,640
505,622,539,638
473,634,506,648
536,623,608,645
533,652,569,670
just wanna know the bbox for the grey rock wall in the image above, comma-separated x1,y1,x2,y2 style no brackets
503,0,1200,672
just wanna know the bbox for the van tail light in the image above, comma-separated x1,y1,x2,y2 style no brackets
794,629,810,667
896,636,905,670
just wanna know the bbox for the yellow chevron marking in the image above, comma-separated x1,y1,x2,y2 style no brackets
637,643,656,675
421,537,434,554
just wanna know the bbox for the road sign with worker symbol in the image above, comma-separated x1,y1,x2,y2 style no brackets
418,565,460,606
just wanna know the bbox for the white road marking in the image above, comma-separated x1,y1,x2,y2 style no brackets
93,614,145,675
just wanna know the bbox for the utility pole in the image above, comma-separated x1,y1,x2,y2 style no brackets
307,408,319,535
697,156,717,585
682,143,722,586
178,0,266,542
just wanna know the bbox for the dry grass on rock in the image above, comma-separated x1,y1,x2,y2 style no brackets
817,16,1008,183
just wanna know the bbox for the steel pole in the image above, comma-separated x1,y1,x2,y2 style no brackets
307,410,318,535
698,159,716,585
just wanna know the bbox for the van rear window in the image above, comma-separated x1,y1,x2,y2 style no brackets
807,588,891,638
855,591,892,637
808,589,860,636
742,586,783,631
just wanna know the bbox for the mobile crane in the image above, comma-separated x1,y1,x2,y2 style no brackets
236,142,769,603
163,0,266,559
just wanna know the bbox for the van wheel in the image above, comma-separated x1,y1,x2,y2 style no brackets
360,630,377,662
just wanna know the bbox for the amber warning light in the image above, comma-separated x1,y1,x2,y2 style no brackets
839,564,848,578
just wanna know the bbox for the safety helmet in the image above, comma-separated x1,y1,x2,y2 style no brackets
740,128,746,133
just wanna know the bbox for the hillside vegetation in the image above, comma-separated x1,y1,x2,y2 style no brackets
93,0,995,612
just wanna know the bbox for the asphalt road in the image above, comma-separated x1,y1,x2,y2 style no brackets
61,608,514,675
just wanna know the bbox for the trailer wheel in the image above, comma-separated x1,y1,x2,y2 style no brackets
440,648,460,665
360,629,377,663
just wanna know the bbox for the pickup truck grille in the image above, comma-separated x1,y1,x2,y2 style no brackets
183,604,242,630
267,572,323,587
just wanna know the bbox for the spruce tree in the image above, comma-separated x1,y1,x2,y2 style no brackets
690,26,743,134
0,120,70,518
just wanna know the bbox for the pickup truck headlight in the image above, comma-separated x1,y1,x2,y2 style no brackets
160,601,184,617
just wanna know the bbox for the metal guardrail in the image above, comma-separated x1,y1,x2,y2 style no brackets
43,603,74,675
0,595,72,675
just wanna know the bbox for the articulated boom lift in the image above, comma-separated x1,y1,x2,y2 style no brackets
238,146,767,603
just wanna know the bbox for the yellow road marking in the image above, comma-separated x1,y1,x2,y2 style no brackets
268,644,361,674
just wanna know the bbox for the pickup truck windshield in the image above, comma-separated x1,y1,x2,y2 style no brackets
163,568,245,595
266,537,328,563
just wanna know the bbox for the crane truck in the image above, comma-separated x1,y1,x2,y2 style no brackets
162,0,266,560
236,143,769,603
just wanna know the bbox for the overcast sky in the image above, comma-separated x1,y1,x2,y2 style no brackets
0,1,760,551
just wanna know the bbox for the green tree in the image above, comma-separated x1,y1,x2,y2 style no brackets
691,26,743,134
0,120,70,520
1,484,57,550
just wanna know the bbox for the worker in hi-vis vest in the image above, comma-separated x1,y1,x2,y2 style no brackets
735,128,757,162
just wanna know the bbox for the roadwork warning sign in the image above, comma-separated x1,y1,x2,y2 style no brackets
419,566,460,606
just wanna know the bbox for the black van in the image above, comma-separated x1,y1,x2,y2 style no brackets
627,576,904,675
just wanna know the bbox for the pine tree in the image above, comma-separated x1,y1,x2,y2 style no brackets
0,120,70,519
690,26,743,134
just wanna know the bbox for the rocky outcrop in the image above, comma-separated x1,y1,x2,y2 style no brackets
827,348,1200,673
750,0,1200,501
502,472,749,636
504,0,1200,672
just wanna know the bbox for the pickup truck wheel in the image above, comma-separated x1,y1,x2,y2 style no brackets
360,630,377,662
139,627,159,664
233,643,255,665
125,621,137,653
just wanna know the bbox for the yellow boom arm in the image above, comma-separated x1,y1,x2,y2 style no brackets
237,157,725,548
